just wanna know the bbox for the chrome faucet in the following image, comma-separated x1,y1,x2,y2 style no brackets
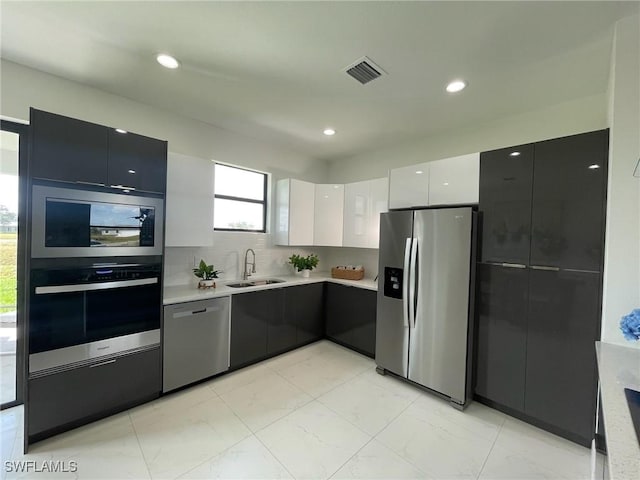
243,248,256,280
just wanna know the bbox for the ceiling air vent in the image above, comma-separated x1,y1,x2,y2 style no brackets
344,56,386,85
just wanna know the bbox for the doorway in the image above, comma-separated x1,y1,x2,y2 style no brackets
1,120,27,409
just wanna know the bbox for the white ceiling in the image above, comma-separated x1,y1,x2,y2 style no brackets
1,1,638,161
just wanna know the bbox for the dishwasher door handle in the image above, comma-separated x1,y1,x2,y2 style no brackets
172,306,221,319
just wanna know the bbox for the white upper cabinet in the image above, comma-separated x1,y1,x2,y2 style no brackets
388,162,430,209
428,152,480,206
389,153,480,209
314,184,344,246
275,178,315,246
165,152,214,247
343,177,389,248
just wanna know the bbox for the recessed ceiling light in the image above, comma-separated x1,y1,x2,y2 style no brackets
509,151,521,157
446,80,467,93
323,128,336,136
128,169,136,174
588,164,600,170
115,128,127,134
156,53,180,69
415,170,424,175
443,182,450,186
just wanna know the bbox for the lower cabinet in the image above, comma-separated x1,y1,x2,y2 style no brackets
475,265,602,446
28,347,160,442
325,283,376,357
230,284,324,368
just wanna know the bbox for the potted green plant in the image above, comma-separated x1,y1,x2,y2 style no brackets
288,253,319,278
193,259,221,288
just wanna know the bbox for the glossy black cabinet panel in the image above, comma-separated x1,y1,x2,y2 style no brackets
474,264,528,411
525,270,601,445
530,130,608,271
30,109,108,184
479,144,534,264
325,283,376,358
28,348,160,441
265,289,293,356
230,291,270,368
108,129,167,193
285,283,324,345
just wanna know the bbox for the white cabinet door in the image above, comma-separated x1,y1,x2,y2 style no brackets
343,177,388,248
389,162,430,209
428,152,480,205
343,180,370,248
275,178,315,245
314,184,344,246
367,177,388,248
165,152,214,247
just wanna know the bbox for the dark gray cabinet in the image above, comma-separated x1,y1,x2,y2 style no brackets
325,283,376,358
479,143,534,265
230,290,272,368
525,269,601,442
108,129,167,193
231,284,326,368
476,129,608,447
285,283,324,345
28,347,160,442
475,264,528,412
29,108,167,193
30,109,109,184
530,131,608,271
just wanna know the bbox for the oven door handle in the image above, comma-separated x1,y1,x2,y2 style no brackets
35,277,158,295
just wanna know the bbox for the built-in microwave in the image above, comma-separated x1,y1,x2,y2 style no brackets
31,184,164,258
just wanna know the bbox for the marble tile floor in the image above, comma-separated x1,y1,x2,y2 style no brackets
1,340,598,479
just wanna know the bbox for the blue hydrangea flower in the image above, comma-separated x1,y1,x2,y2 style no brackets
620,308,640,341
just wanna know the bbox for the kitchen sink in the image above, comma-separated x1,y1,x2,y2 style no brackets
226,279,285,288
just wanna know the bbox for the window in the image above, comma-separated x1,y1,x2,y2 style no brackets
214,163,268,232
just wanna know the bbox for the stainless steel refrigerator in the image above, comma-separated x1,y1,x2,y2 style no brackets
375,207,476,408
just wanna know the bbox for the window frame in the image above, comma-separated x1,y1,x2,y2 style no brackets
213,162,268,233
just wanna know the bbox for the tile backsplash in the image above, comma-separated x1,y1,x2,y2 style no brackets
164,233,380,286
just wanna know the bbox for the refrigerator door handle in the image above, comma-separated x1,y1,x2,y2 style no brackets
403,238,412,328
408,237,418,329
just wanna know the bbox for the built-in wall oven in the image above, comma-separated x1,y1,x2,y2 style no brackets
29,260,161,375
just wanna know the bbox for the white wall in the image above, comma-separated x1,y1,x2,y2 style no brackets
327,94,608,183
0,60,327,183
0,60,332,284
602,14,640,348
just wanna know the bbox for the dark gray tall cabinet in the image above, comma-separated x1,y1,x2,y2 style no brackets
475,129,608,447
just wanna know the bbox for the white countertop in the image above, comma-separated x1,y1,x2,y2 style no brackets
595,341,640,480
163,272,378,305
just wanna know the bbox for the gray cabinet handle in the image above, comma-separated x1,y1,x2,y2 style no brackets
89,359,116,368
484,262,527,269
35,277,158,294
530,265,560,271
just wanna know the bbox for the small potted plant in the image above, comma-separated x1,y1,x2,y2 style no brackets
288,253,319,278
193,259,221,288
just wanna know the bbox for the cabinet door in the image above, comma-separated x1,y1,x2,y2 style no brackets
265,289,295,356
285,283,324,345
474,264,528,411
275,179,314,246
28,348,160,440
165,152,214,247
230,291,269,368
530,130,608,271
314,184,344,246
367,177,388,248
325,283,376,357
30,108,108,185
346,287,376,357
343,180,370,248
525,269,601,445
389,162,429,209
108,129,167,193
428,153,480,206
479,144,534,264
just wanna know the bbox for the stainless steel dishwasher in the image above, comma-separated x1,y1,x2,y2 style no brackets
163,296,230,392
